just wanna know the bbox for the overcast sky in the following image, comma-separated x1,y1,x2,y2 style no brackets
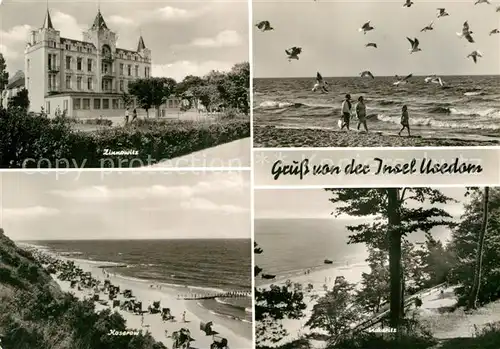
0,0,248,81
255,187,468,219
253,0,500,78
0,170,250,241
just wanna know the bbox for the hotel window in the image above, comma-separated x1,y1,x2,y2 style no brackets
47,54,55,70
77,46,83,52
26,77,30,89
94,98,101,109
48,74,56,89
65,56,71,70
135,65,138,77
77,57,82,71
63,100,68,111
112,99,119,109
65,75,71,89
127,65,131,76
87,47,92,53
87,59,92,72
73,98,81,110
144,66,148,77
87,77,93,90
134,56,137,61
45,101,50,114
65,44,70,50
119,80,124,91
120,63,124,75
83,98,90,110
77,77,82,90
103,99,109,109
27,59,30,71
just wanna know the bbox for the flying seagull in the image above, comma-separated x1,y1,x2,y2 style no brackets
403,0,414,7
255,21,274,32
359,21,374,34
360,71,375,79
437,8,449,18
467,50,482,63
489,29,499,35
457,21,474,43
425,75,445,86
365,43,378,48
312,72,329,92
407,37,421,53
421,21,434,32
394,74,413,86
474,0,490,4
285,47,302,61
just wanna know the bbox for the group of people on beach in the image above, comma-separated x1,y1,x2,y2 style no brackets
340,94,411,136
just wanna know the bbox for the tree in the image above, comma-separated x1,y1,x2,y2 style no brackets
121,92,133,109
468,187,490,310
128,77,177,118
448,188,500,307
306,277,361,346
222,62,250,115
254,242,307,347
0,53,9,108
7,88,29,111
356,247,390,314
324,188,456,329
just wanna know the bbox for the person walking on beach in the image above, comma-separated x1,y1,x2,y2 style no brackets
355,96,368,132
125,107,129,125
182,311,187,322
398,105,411,136
141,313,144,327
340,94,352,130
131,108,138,123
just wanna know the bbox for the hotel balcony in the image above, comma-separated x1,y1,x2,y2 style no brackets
48,65,60,73
102,72,114,79
102,54,114,63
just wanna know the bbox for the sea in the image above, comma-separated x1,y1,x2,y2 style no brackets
255,218,452,287
254,75,500,141
23,239,252,324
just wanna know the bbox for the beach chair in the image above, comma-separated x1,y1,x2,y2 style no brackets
171,328,194,349
161,308,175,322
210,336,229,349
133,301,143,314
200,321,219,336
92,294,99,301
123,289,133,298
113,300,120,308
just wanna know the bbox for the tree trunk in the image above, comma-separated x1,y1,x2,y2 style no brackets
386,188,403,329
468,187,490,310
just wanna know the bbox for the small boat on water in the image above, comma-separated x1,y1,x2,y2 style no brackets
261,273,276,280
324,259,333,264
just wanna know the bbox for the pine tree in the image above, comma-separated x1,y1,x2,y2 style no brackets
324,188,456,329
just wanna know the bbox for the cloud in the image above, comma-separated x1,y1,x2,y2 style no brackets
180,197,248,214
108,6,204,29
0,24,31,43
152,60,235,81
51,11,85,40
189,30,242,48
50,174,248,202
0,44,19,60
108,15,135,26
3,206,60,219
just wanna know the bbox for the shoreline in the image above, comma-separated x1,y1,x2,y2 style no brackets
253,125,500,147
27,245,252,349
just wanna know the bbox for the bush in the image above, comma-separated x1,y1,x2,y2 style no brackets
0,108,250,168
84,118,113,127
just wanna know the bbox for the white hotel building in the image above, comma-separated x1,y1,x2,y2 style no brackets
25,9,180,118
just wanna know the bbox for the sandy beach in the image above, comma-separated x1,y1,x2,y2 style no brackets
257,263,370,347
48,253,252,349
253,126,500,147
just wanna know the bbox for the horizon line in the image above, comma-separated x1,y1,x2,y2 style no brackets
15,237,251,241
254,73,500,79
